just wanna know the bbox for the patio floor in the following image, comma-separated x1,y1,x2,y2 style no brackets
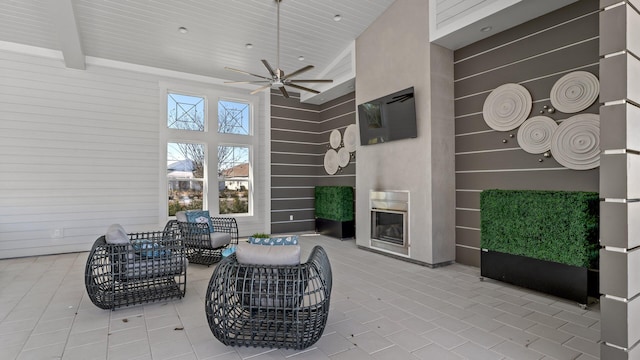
0,234,600,360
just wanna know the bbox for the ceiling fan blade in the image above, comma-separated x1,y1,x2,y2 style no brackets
279,86,289,98
286,83,320,94
282,65,314,80
261,60,277,77
224,67,271,80
249,84,272,95
224,81,271,84
288,79,334,83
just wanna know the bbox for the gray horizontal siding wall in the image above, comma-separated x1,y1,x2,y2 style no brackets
453,0,600,267
270,91,356,234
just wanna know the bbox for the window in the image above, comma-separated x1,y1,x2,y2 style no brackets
167,142,205,216
162,86,258,220
168,93,205,131
218,99,250,135
218,146,249,214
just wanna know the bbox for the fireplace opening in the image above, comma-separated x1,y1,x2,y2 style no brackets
369,190,409,256
372,210,404,246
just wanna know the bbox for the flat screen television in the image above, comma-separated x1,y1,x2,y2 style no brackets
357,87,417,146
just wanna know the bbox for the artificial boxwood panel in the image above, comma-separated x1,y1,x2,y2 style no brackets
480,189,599,268
314,186,354,222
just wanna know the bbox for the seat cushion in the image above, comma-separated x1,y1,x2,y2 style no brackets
210,232,232,248
236,242,300,266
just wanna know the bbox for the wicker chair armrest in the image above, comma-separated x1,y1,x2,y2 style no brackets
210,217,239,245
163,219,179,235
305,245,333,298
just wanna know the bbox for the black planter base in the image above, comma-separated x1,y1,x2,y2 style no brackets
315,218,354,240
481,250,598,304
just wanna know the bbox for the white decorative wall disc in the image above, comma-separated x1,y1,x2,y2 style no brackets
551,113,600,170
482,83,532,131
550,71,599,113
323,149,339,174
337,147,350,167
343,124,357,152
329,129,342,149
517,116,558,154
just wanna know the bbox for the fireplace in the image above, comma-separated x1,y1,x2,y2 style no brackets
370,190,409,256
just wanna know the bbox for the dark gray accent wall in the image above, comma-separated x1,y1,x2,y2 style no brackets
270,91,356,234
453,0,600,267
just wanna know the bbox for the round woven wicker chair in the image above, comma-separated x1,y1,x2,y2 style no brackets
165,214,239,266
85,229,187,310
205,245,332,350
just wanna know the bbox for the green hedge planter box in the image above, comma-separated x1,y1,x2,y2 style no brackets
315,186,354,239
480,189,599,304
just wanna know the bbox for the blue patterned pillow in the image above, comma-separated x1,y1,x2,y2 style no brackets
131,239,169,258
185,210,214,233
221,245,237,257
248,235,299,246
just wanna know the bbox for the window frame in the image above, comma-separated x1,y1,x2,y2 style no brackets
217,144,252,215
218,97,252,136
159,82,261,224
166,141,208,215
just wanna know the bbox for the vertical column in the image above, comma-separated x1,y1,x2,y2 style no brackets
599,1,640,359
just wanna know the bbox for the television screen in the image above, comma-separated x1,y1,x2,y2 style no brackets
357,87,417,146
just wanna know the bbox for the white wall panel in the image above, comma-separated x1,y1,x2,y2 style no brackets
0,49,270,258
0,50,160,258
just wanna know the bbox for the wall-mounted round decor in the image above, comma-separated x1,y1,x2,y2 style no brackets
329,129,342,149
482,83,532,131
337,147,350,167
517,116,558,154
323,149,339,174
550,71,599,113
551,113,600,170
343,124,357,152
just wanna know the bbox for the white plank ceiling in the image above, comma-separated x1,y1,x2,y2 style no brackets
0,0,395,92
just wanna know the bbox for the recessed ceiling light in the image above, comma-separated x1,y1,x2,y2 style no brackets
480,26,492,32
298,56,305,61
333,15,342,22
245,43,253,49
178,26,188,34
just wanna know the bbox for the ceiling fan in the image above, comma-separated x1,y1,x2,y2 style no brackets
224,0,333,98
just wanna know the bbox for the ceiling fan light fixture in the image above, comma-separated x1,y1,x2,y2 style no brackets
224,0,333,98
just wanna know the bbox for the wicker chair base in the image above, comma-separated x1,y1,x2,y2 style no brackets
92,278,186,310
209,307,329,349
205,246,332,350
185,247,223,266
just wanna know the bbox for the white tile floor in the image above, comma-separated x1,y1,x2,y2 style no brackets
0,235,601,360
